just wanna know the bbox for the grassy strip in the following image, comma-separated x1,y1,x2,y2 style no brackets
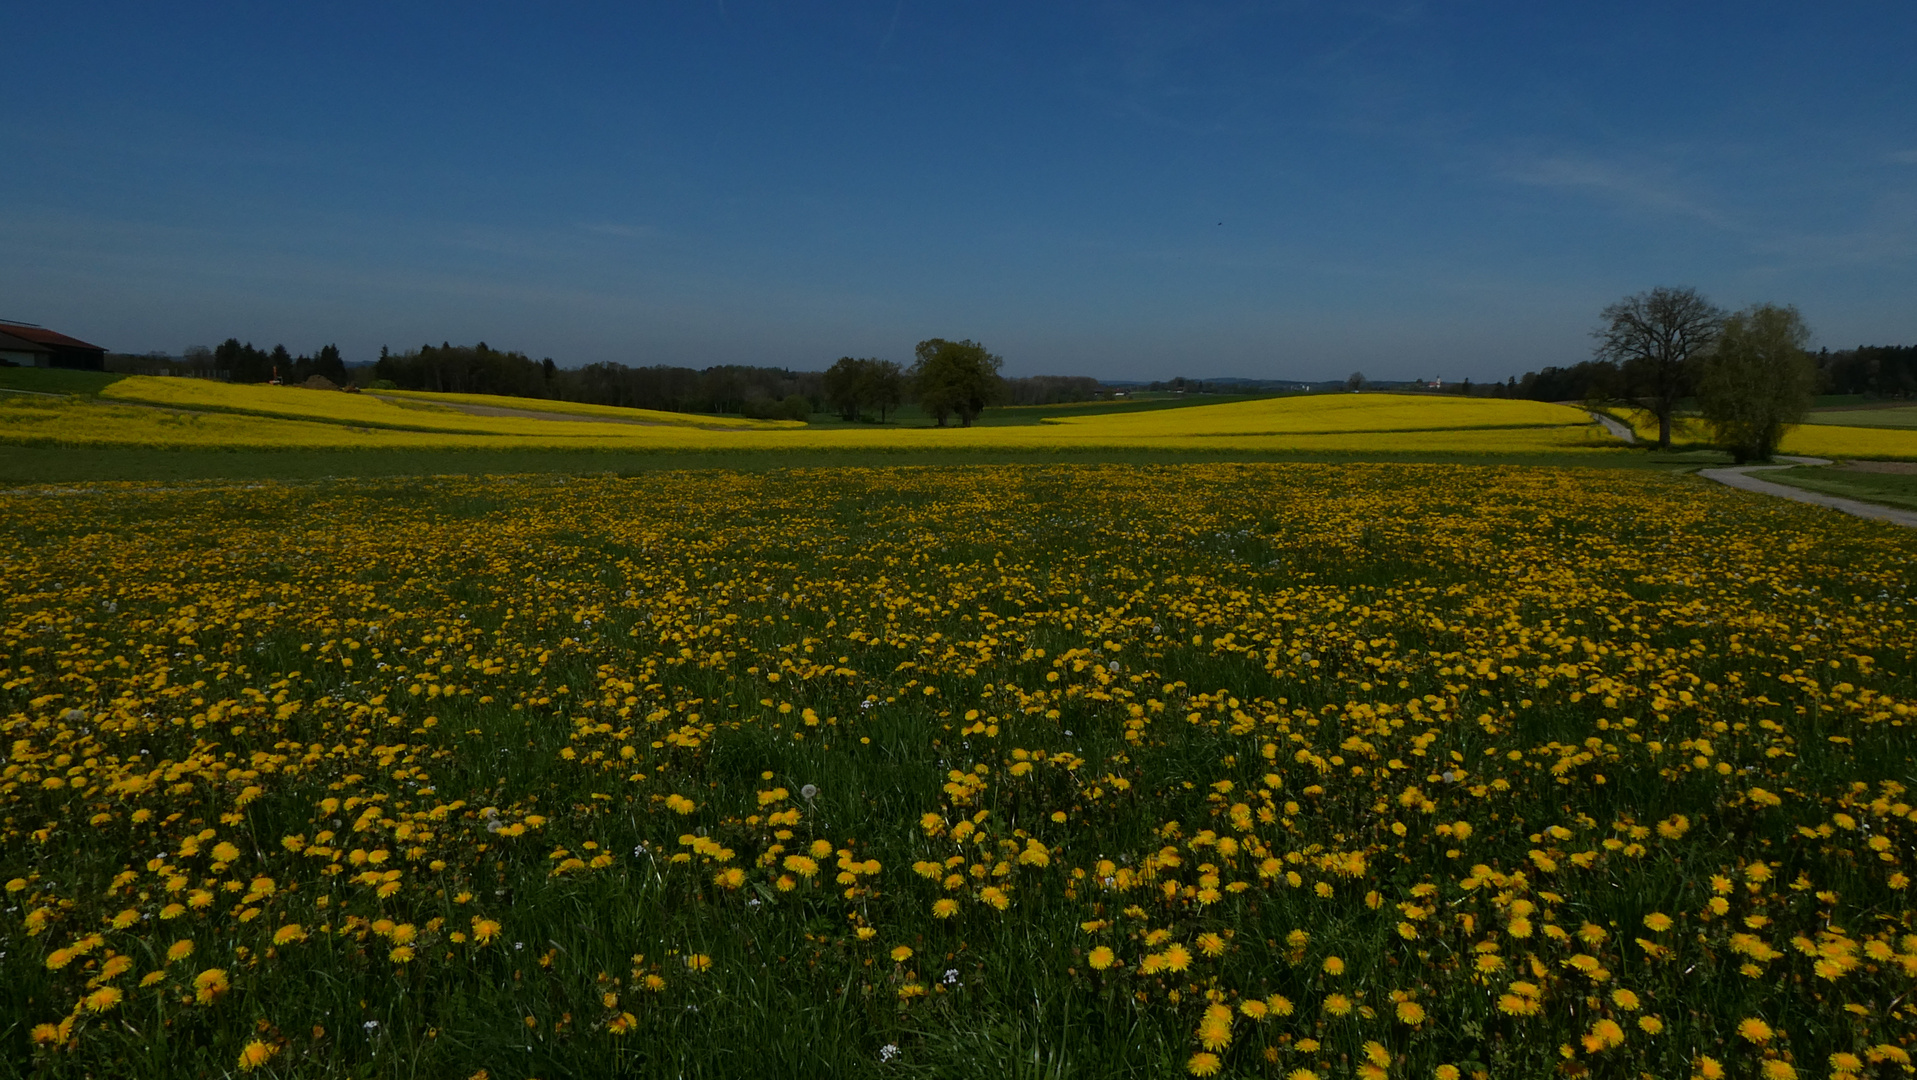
1760,464,1917,511
0,444,1685,484
0,368,126,396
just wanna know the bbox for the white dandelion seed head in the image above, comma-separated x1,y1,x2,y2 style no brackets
800,784,818,801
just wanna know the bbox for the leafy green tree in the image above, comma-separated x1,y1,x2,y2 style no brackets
910,338,1003,427
823,357,870,420
1696,303,1816,463
863,359,904,422
1594,286,1725,449
824,357,908,422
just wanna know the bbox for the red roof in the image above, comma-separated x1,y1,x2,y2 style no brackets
0,322,104,352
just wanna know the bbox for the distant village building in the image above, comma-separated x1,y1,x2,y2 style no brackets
0,319,107,370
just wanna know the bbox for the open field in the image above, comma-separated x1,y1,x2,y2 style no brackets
3,464,1915,1078
1,379,1622,457
1763,464,1917,512
96,378,792,435
1803,407,1917,431
1615,412,1917,461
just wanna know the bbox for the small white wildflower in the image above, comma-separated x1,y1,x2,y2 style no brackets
879,1044,901,1063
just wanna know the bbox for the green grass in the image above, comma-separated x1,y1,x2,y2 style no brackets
1760,464,1917,511
0,444,1678,485
0,367,126,397
1801,405,1917,429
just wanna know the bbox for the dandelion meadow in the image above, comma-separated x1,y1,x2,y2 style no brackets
3,464,1915,1078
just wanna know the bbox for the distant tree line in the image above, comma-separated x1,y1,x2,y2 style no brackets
1004,375,1102,405
107,341,348,385
370,343,825,419
104,333,1125,426
1508,344,1914,406
1816,345,1917,398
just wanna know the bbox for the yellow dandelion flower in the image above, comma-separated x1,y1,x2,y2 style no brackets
685,953,712,972
1323,993,1352,1017
167,939,195,962
1643,912,1674,932
1187,1052,1221,1077
273,923,307,946
1435,1067,1462,1080
1581,1018,1625,1053
933,898,959,919
1638,1015,1663,1034
1322,954,1345,975
471,917,501,945
193,968,229,1005
1759,1061,1796,1080
237,1039,279,1071
1088,946,1115,970
83,986,123,1013
1266,993,1294,1017
1611,988,1639,1010
1162,943,1192,972
1397,999,1426,1024
891,946,914,963
1196,932,1226,957
1197,1020,1231,1052
1736,1017,1773,1044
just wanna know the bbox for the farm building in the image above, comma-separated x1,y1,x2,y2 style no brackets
0,320,107,370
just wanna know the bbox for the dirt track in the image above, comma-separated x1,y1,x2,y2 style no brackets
367,395,669,427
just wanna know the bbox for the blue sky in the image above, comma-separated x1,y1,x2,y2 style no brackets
5,2,1914,381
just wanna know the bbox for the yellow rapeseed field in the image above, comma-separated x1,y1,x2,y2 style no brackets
2,388,1628,455
371,389,785,427
97,377,789,435
1043,394,1592,437
2,464,1913,1077
1617,412,1917,460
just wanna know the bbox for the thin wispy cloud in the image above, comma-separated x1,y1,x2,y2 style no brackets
1502,154,1734,229
579,222,659,240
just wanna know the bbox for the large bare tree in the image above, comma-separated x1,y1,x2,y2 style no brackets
1593,286,1725,449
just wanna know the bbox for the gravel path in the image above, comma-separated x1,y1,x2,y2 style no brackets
1590,412,1636,443
1699,456,1917,529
